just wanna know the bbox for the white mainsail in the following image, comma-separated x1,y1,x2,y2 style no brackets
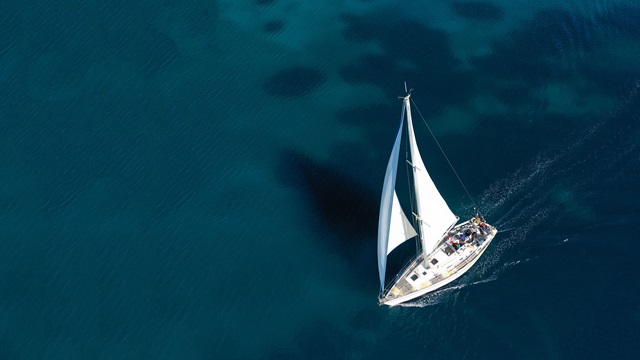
404,98,458,258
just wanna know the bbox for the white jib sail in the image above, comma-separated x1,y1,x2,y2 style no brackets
387,192,417,254
404,97,458,257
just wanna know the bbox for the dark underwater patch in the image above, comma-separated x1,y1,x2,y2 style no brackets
451,1,505,21
514,10,597,56
471,48,556,85
338,14,474,115
339,13,379,43
263,20,285,34
339,53,397,86
339,14,456,68
468,6,640,104
263,67,327,97
470,8,600,93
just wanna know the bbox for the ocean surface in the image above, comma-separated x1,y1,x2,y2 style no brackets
0,0,639,358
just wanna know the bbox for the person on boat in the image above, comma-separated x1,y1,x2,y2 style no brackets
457,233,470,249
478,221,487,235
450,236,463,249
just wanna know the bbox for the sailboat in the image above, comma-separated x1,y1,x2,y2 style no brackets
377,85,497,306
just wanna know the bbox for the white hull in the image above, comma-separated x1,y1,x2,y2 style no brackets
380,226,497,306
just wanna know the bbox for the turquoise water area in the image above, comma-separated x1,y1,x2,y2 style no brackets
0,0,639,358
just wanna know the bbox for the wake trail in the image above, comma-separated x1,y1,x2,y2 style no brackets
397,276,498,308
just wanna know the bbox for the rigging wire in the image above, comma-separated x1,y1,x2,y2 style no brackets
409,97,484,217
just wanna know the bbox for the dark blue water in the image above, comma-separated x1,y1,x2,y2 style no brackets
0,0,639,358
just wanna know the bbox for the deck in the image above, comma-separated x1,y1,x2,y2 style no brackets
380,222,497,305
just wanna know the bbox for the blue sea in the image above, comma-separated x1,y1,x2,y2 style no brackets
0,0,639,358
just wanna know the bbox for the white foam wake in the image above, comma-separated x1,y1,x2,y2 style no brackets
397,276,498,308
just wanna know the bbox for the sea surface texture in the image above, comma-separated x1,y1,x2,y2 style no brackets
0,0,639,359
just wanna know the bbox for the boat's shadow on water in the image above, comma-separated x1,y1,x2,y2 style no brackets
275,148,464,293
277,149,381,288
